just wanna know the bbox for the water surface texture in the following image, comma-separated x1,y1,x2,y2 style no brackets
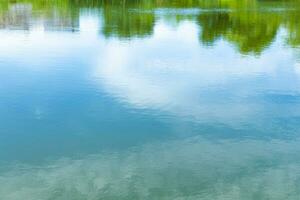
1,0,300,199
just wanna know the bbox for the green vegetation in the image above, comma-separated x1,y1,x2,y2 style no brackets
1,0,300,54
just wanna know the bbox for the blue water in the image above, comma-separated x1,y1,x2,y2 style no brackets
1,1,300,199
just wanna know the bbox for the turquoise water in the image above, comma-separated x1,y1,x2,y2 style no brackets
1,0,300,199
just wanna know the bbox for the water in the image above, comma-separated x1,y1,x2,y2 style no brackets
1,0,300,199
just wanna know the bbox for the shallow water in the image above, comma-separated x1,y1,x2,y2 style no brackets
1,0,300,199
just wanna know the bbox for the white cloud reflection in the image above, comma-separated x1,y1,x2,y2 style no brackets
95,22,300,125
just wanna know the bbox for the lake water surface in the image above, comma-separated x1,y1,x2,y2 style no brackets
1,0,300,199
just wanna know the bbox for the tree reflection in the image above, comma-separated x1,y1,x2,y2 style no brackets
0,0,300,54
101,2,155,39
198,11,281,54
284,9,300,47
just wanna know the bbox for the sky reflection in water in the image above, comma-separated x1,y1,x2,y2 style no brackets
0,0,300,199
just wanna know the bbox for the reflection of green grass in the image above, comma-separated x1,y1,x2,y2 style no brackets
1,0,300,53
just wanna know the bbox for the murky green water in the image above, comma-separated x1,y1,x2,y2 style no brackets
1,0,300,199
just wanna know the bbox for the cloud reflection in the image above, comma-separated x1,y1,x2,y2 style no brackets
95,22,300,126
